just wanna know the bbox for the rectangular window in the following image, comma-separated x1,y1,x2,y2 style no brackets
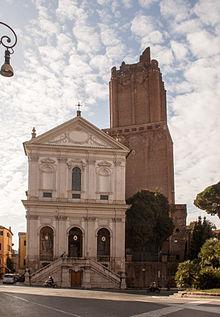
43,192,52,198
100,195,109,200
0,243,1,250
72,167,81,191
7,233,10,238
8,245,10,251
24,240,26,246
0,231,3,236
72,193,81,199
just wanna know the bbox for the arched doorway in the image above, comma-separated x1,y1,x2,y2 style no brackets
39,226,54,262
97,228,110,262
68,227,83,257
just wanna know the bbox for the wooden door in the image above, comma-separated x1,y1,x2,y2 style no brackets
70,271,82,287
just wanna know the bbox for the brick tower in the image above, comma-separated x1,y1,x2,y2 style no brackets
105,47,175,203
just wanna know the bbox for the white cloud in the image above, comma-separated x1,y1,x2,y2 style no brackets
122,0,133,9
106,43,127,60
131,14,155,37
97,0,111,5
173,18,202,35
194,0,220,27
99,24,121,47
187,31,220,58
142,31,164,45
56,0,88,22
151,45,174,65
160,0,192,22
184,57,220,90
170,41,188,61
73,23,103,54
138,0,157,8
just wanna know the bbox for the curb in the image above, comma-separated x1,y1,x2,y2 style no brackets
174,291,220,298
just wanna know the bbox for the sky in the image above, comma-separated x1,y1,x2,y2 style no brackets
0,0,220,250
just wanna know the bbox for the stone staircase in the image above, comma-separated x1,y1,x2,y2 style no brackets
28,257,63,286
27,257,122,289
88,258,121,288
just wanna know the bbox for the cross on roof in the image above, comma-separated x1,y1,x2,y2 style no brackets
77,102,81,117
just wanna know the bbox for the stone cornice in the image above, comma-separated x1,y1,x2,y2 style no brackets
22,199,128,211
25,143,129,156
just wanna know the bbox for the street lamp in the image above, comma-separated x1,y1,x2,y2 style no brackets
0,21,17,77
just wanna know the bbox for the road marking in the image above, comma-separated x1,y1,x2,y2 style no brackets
131,306,183,316
3,293,82,317
131,300,220,317
177,302,220,314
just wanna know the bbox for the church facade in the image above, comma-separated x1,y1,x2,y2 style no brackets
22,113,129,288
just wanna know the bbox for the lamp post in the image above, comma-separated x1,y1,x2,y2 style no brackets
0,21,17,77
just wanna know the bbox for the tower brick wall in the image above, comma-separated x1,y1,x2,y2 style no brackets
105,47,175,203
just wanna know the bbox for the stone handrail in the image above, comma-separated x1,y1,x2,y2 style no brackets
30,257,62,282
89,259,121,285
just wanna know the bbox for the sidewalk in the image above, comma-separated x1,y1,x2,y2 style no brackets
173,290,220,299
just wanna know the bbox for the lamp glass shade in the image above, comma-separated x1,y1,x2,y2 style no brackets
0,62,14,77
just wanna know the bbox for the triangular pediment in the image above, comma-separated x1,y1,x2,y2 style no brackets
24,116,129,152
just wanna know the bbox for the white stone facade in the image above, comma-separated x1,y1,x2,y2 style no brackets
22,115,129,287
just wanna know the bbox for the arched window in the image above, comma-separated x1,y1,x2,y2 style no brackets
68,227,83,257
72,167,81,191
39,226,54,261
97,228,110,262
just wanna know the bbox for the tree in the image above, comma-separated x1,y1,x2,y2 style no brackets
194,182,220,218
189,216,215,260
125,190,174,261
199,238,220,268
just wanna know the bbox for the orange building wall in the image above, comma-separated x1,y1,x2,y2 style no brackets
0,226,13,276
18,232,26,271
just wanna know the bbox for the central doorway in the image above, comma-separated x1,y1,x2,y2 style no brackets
70,270,82,287
68,227,83,257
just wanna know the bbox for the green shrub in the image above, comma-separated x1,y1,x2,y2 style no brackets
175,260,200,288
194,267,220,289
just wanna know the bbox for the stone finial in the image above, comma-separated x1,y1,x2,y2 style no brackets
77,102,81,117
31,127,36,139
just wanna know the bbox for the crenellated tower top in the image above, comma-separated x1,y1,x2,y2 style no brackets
109,47,167,128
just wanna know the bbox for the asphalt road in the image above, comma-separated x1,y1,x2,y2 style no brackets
0,285,219,317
